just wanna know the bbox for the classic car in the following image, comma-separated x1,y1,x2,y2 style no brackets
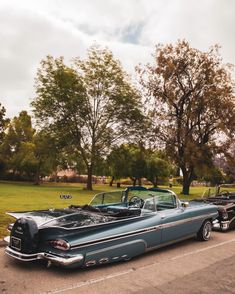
201,184,235,231
4,186,218,269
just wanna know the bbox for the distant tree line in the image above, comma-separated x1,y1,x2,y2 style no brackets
0,40,235,194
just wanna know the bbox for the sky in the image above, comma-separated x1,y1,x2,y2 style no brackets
0,0,235,118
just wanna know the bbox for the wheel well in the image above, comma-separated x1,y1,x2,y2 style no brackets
206,218,213,223
202,218,213,225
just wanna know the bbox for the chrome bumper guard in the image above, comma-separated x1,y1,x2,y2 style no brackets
5,246,84,266
220,220,229,231
213,220,229,231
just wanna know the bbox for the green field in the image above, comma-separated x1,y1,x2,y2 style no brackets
0,181,208,239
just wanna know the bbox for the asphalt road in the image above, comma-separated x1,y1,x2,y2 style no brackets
0,230,235,294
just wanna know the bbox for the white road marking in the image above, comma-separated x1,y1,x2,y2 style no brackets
41,238,235,294
41,269,134,294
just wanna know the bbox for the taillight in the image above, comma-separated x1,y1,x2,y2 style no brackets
48,239,70,251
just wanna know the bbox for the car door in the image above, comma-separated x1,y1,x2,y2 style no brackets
159,197,198,244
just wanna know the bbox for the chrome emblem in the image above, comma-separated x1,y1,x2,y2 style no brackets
15,226,23,234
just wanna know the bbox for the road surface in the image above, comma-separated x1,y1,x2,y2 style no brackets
0,230,235,294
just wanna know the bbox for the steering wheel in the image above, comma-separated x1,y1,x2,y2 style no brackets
129,196,144,208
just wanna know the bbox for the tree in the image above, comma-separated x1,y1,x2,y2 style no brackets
107,144,171,187
128,143,147,186
138,40,235,194
215,144,235,182
146,154,170,187
33,131,60,184
202,167,225,186
0,103,9,176
2,112,59,183
107,144,132,186
0,103,7,144
32,46,145,190
107,143,147,187
2,111,35,178
10,141,39,181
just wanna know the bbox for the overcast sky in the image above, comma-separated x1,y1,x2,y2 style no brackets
0,0,234,118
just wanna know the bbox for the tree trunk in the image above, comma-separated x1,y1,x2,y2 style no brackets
34,170,40,185
137,178,142,186
181,180,190,195
53,171,58,183
86,165,93,190
109,176,114,187
181,169,194,195
131,177,137,186
153,176,158,188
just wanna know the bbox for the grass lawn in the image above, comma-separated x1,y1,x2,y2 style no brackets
0,181,208,239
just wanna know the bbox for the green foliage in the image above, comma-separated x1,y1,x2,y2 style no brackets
0,103,9,175
10,142,38,178
2,111,35,177
32,46,145,190
0,103,8,144
146,154,170,187
107,144,171,187
200,167,225,186
1,112,60,182
106,144,145,185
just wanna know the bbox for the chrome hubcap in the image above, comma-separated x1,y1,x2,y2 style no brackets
204,222,211,239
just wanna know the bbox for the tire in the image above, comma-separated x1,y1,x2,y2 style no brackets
197,220,212,241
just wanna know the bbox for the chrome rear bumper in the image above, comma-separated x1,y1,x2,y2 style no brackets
5,246,84,266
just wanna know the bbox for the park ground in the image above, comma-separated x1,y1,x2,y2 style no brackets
0,181,213,239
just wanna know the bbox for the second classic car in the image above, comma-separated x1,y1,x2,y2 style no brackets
201,184,235,231
5,187,218,268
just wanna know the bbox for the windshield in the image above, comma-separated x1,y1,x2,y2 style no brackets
89,188,177,215
131,190,177,213
90,191,125,206
202,187,217,198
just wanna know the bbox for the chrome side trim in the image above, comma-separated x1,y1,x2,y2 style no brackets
71,212,217,250
5,246,84,266
146,234,196,252
160,213,214,229
71,226,160,250
86,239,147,257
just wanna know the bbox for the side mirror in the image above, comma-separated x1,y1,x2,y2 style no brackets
181,201,189,208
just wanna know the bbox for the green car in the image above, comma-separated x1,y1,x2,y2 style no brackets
5,187,218,269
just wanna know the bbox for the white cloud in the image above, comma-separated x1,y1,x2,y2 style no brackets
0,0,234,118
